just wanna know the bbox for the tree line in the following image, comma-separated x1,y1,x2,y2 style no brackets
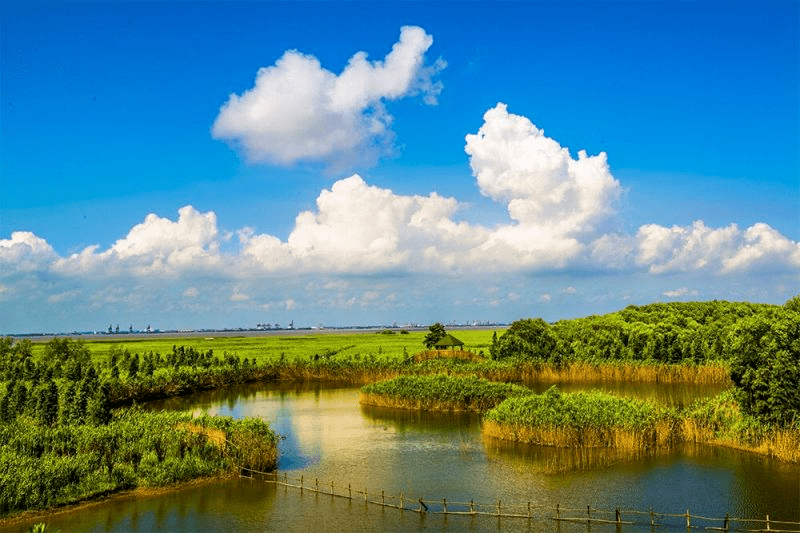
489,297,800,427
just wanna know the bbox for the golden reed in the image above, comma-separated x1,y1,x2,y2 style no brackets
682,418,800,463
487,417,799,463
359,392,486,412
513,362,731,385
481,420,680,452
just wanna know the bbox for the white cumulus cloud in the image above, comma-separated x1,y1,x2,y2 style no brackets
211,26,445,169
0,231,57,274
635,220,800,274
54,206,222,277
465,103,622,268
240,174,484,273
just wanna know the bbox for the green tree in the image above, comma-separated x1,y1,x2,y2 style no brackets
0,389,11,423
87,383,112,425
493,318,558,362
12,381,29,418
785,294,800,313
36,379,60,426
728,310,800,426
423,323,447,349
127,353,140,380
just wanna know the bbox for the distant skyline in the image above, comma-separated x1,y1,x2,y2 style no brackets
2,1,798,334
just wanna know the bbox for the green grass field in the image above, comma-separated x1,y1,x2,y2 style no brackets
28,330,498,365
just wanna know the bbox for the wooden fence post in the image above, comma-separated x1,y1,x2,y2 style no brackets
766,514,770,531
381,490,385,506
300,475,303,493
330,481,334,497
588,505,592,523
528,501,531,519
650,509,655,527
723,513,729,531
443,498,447,513
616,506,621,523
556,503,560,520
686,509,691,529
497,500,501,516
315,478,319,493
348,483,351,500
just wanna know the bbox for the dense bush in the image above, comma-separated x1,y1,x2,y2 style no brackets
491,318,558,363
728,309,800,427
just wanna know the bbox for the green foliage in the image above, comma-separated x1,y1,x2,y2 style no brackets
362,374,528,411
728,310,800,426
493,318,558,363
86,383,112,426
0,408,277,517
423,323,447,349
485,385,677,433
784,294,800,313
36,379,60,427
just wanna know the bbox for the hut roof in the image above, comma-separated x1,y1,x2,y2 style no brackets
434,334,464,348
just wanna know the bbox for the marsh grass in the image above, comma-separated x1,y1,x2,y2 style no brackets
484,387,800,463
683,391,800,463
0,410,277,518
527,361,730,384
360,374,529,412
482,386,681,451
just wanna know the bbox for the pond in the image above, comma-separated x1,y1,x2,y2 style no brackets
9,381,799,532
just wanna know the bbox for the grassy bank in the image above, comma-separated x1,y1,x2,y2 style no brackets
0,409,277,519
360,374,529,412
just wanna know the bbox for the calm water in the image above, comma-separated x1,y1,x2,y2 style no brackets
9,382,799,532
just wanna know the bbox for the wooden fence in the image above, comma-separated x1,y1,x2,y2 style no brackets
239,468,800,532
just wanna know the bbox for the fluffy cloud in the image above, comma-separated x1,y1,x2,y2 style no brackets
465,103,622,267
211,26,445,168
53,206,221,277
635,220,800,274
0,231,57,274
663,287,699,298
240,174,485,273
3,105,798,333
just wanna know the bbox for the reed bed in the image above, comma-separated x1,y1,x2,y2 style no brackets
526,361,730,385
359,375,529,412
484,387,800,463
483,386,681,450
683,391,800,463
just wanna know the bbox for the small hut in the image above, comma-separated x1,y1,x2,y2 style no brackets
434,334,464,351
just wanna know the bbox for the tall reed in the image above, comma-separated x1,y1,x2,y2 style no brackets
360,374,529,412
482,386,681,451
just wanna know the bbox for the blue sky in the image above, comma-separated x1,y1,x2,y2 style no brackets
1,1,798,333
